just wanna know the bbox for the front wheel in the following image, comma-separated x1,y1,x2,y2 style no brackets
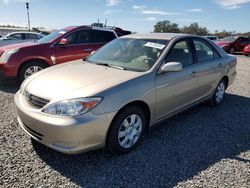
209,79,226,106
107,105,146,154
18,62,48,83
229,47,235,54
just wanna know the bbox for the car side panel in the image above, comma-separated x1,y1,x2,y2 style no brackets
155,64,199,120
195,58,224,99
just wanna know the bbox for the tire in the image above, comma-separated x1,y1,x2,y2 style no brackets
107,105,146,154
18,61,48,83
229,47,235,54
209,79,226,106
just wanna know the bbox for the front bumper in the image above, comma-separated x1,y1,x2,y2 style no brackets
0,63,16,81
15,91,116,154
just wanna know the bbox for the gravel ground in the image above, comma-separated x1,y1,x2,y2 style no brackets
0,55,249,187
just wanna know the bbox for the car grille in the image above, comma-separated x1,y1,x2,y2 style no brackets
24,91,50,108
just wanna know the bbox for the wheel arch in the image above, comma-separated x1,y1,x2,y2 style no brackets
18,58,49,77
105,100,151,145
221,75,229,89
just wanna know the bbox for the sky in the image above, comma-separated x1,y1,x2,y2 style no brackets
0,0,250,33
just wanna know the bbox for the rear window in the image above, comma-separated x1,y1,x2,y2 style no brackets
194,39,215,62
25,34,39,40
93,30,116,43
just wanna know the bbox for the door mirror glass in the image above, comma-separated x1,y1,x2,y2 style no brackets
59,38,69,45
161,62,182,73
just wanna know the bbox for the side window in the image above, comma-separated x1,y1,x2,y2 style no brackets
165,40,193,66
65,30,92,45
239,37,249,44
193,39,215,62
9,33,22,40
25,34,39,39
93,30,116,43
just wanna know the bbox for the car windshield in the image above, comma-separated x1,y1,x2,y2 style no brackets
220,36,237,42
38,29,67,43
87,38,168,72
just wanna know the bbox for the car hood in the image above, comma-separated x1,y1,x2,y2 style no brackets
24,60,142,102
0,41,36,50
216,41,231,46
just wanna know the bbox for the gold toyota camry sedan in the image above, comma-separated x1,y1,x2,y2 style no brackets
15,33,237,154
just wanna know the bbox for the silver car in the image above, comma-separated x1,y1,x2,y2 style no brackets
15,33,237,154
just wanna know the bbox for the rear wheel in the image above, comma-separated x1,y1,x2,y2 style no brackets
209,79,226,106
107,105,146,154
18,61,48,83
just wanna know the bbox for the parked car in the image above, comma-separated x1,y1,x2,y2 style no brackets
0,25,131,82
15,33,237,155
0,32,44,47
243,44,250,56
205,36,218,41
216,36,250,54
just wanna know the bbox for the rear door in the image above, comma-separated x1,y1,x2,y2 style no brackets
155,39,199,120
192,38,223,99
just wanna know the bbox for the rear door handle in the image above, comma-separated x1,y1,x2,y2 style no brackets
83,48,92,52
218,63,223,67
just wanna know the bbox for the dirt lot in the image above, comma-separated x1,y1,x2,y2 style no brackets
0,55,249,187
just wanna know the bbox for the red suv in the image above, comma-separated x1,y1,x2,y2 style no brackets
0,25,131,82
216,36,250,54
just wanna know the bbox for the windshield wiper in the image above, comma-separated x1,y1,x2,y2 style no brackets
96,63,126,70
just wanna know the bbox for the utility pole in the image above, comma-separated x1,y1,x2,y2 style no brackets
26,2,31,31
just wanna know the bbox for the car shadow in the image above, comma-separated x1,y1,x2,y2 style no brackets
32,93,250,187
0,80,20,94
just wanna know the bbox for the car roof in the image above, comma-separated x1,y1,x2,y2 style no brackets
7,31,40,35
121,33,193,40
66,25,124,33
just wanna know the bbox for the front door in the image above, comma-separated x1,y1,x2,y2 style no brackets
52,29,103,64
155,39,199,120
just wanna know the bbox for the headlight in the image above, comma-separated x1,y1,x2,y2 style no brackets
0,48,19,63
42,97,102,116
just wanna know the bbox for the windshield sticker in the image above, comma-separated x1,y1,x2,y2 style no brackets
145,42,165,49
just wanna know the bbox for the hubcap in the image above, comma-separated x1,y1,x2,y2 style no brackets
215,82,225,103
118,114,142,149
24,66,43,79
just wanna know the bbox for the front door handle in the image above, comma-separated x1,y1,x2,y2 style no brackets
218,63,223,67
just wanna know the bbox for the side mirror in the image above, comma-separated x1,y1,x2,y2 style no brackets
160,62,182,73
59,38,69,45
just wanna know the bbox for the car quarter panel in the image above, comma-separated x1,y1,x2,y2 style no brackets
91,73,156,125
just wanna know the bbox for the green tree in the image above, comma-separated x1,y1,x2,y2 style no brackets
181,22,209,35
214,30,235,38
154,20,180,33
